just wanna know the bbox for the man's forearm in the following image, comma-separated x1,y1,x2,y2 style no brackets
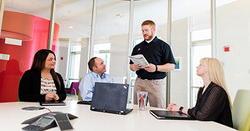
157,63,175,72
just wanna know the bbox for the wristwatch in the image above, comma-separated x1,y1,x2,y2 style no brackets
155,65,158,72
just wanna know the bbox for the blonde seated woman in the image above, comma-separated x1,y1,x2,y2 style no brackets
167,58,233,128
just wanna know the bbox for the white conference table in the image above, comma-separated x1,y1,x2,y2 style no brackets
0,101,237,131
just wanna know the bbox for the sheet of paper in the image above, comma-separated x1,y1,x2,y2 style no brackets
129,54,149,68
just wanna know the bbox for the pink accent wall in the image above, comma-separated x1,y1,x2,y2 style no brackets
0,11,59,102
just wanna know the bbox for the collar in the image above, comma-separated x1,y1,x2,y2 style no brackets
202,81,213,94
91,71,106,79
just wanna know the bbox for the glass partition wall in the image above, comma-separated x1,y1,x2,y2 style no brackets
2,0,246,107
94,0,131,102
54,0,93,88
190,0,212,107
94,0,130,81
133,0,169,106
0,0,182,104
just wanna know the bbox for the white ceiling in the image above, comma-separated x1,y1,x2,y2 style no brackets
3,0,237,41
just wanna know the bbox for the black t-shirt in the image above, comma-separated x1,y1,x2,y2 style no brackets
130,37,175,79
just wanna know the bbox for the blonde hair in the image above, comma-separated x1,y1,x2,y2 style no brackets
200,58,225,88
141,20,156,27
201,57,232,105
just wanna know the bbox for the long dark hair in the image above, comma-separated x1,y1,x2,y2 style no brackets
31,49,56,70
31,49,61,89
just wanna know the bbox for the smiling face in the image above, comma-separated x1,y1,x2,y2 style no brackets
44,53,56,70
141,24,155,41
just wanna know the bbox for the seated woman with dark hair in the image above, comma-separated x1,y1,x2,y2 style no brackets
167,58,233,127
19,49,66,102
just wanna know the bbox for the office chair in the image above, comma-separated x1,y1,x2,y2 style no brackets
240,112,250,131
66,82,79,95
232,89,250,130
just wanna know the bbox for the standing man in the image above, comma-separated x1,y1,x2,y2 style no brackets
130,20,175,108
79,57,112,101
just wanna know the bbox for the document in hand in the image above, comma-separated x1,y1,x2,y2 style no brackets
129,54,149,68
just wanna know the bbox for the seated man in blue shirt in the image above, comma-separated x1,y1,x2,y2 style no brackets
79,57,112,101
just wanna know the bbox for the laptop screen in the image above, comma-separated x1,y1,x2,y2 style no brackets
91,82,129,113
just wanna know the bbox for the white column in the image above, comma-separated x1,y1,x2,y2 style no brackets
48,0,56,49
211,0,217,57
88,0,97,71
127,0,135,84
166,0,172,105
0,0,5,34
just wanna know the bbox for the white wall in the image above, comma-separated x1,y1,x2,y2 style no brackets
54,0,250,106
55,38,69,82
171,18,190,107
216,0,250,101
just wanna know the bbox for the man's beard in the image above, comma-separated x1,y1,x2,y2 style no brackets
144,35,153,41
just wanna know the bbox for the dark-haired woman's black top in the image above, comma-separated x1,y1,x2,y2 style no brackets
188,82,233,128
19,69,66,102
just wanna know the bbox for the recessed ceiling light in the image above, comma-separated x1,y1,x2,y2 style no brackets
68,26,73,29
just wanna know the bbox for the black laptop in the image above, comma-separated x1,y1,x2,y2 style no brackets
90,82,133,115
150,110,194,120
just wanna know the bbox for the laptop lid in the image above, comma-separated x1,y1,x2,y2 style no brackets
90,82,130,114
150,110,194,120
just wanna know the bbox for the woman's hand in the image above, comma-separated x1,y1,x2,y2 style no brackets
45,93,55,101
167,103,188,115
45,93,59,101
167,103,179,111
53,94,59,101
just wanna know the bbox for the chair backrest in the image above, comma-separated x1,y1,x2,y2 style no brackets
240,112,250,131
232,89,250,130
70,82,79,95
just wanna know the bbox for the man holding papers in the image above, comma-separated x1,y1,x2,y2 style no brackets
130,20,175,108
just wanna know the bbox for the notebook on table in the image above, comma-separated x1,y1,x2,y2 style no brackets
40,101,66,106
77,100,91,105
149,110,194,120
90,82,133,115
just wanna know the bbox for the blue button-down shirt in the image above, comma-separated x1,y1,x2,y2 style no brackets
79,72,112,101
